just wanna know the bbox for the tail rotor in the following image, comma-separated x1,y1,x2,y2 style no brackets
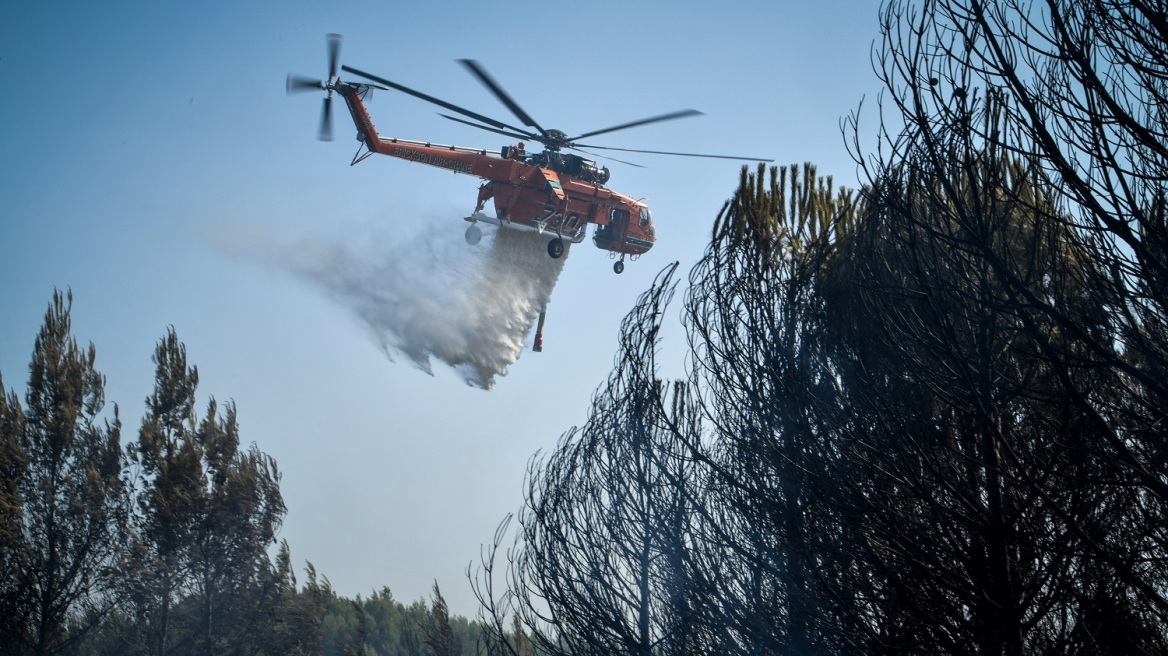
286,33,342,141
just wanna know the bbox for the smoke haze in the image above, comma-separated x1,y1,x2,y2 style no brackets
256,220,567,389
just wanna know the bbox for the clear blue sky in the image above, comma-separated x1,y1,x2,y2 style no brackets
1,0,884,616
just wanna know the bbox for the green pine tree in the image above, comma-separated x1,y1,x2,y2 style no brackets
9,290,132,656
0,369,29,651
124,327,293,656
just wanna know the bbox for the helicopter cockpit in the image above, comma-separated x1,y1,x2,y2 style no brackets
594,203,654,253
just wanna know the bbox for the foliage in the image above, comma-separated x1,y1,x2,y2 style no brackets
466,2,1168,653
129,328,291,656
473,264,709,656
322,586,487,656
0,296,332,656
847,0,1168,647
0,290,132,656
0,367,29,649
0,291,494,656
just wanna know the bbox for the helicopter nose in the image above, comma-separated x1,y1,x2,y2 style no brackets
640,207,656,245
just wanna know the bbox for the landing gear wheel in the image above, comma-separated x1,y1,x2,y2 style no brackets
547,237,565,259
465,224,482,245
613,260,625,274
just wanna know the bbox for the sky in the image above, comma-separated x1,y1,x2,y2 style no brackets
1,0,886,617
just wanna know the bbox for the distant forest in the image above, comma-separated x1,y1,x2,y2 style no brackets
5,1,1168,654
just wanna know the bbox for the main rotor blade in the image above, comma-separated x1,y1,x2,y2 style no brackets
342,65,529,135
576,143,773,162
319,96,333,141
438,114,537,142
569,147,646,168
327,33,341,79
458,59,546,137
287,74,324,93
569,109,705,142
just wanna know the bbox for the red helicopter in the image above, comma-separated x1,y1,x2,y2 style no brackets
287,35,772,276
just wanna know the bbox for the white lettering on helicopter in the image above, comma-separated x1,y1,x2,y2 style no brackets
391,147,473,173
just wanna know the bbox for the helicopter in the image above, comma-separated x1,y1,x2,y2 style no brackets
287,35,773,276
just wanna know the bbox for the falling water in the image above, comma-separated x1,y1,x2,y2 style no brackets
269,220,567,389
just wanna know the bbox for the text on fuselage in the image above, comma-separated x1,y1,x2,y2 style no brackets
392,147,473,173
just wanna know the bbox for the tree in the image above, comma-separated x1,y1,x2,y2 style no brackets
266,560,333,656
689,155,1161,654
4,290,132,655
333,598,370,656
123,327,293,656
0,370,29,650
683,163,859,654
848,0,1168,643
125,327,204,656
506,615,530,656
473,265,708,656
0,294,330,655
468,4,1168,647
830,145,1139,654
422,582,460,656
507,151,1166,653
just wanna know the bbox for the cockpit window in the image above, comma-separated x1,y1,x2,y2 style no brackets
639,207,651,226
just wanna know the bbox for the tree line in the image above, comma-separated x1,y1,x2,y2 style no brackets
469,1,1168,654
0,292,489,656
6,0,1165,653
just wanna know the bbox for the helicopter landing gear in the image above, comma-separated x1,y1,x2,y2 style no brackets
465,224,482,245
547,237,565,259
613,259,625,274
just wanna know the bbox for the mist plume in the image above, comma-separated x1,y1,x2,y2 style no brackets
272,221,566,389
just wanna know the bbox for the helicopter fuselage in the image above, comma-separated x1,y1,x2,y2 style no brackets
336,82,656,258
